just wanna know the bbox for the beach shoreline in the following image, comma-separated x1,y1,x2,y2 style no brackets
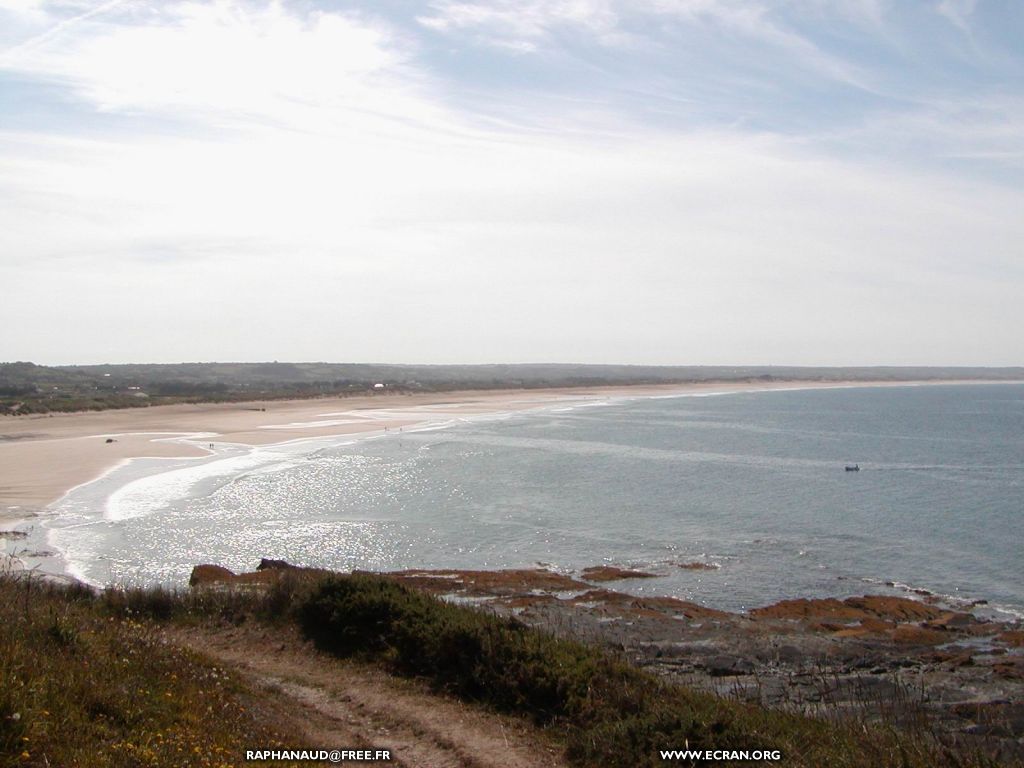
3,378,1012,524
3,377,1021,592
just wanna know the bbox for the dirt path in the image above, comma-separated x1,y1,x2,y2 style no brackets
165,623,568,768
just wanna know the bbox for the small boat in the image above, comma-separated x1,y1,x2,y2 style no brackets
845,464,860,472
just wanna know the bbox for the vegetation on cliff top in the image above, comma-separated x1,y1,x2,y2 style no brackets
1,570,1016,767
0,576,293,768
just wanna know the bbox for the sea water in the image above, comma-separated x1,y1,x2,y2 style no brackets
42,383,1024,617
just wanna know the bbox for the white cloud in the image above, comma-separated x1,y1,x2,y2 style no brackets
2,2,437,128
3,113,1023,364
0,0,45,13
1,1,1022,365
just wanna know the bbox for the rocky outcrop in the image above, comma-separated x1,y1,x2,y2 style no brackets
890,624,948,645
567,588,728,621
189,564,237,586
580,566,658,582
998,630,1024,648
379,568,590,597
750,595,946,623
189,561,328,587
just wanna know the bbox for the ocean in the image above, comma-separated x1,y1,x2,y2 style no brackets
42,383,1024,618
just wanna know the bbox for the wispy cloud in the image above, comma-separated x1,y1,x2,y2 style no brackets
936,0,979,32
417,0,875,90
417,0,625,52
3,0,125,57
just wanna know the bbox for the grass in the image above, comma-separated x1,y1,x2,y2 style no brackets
0,575,293,768
1,570,1017,767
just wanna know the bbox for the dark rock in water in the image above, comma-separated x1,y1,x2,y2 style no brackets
0,530,28,540
257,558,297,571
676,561,719,571
105,438,115,443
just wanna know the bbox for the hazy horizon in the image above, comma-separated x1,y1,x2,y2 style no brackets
3,1,1023,367
9,359,1024,372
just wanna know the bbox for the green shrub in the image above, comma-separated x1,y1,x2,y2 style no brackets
296,573,1015,768
298,575,788,764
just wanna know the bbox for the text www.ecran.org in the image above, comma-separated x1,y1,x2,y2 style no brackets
661,749,782,761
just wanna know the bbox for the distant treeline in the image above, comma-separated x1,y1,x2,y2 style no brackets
2,360,1022,415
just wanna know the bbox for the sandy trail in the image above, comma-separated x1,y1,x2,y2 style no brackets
168,623,568,768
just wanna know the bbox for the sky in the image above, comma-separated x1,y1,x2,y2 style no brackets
1,0,1022,366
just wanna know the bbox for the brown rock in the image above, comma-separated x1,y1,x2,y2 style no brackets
993,657,1024,680
635,595,729,620
385,568,590,596
924,647,974,665
189,564,237,586
832,627,874,638
925,612,978,630
998,630,1024,648
751,595,945,623
750,598,864,621
890,624,948,646
860,617,897,632
568,588,727,620
845,595,945,622
832,617,895,638
677,562,719,571
580,566,658,582
190,562,331,588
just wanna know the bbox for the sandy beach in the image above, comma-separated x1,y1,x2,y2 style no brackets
0,381,820,521
0,378,994,525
